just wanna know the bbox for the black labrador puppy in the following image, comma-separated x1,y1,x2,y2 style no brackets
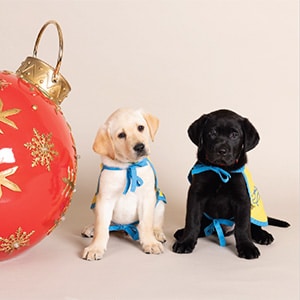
173,109,289,259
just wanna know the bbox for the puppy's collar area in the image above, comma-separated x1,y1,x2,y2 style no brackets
90,157,166,210
103,158,148,194
189,163,245,183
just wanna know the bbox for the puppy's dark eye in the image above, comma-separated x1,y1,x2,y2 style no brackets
137,125,144,132
118,132,126,139
208,129,217,139
230,131,239,139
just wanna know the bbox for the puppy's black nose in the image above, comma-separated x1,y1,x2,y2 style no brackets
218,148,227,155
134,143,145,153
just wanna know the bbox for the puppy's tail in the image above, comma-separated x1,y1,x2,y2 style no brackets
268,217,290,228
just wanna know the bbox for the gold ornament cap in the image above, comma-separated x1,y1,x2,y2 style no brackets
16,20,71,106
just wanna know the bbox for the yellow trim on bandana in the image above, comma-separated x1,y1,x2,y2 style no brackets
243,167,268,226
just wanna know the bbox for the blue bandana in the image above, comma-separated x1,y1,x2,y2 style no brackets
90,157,166,241
102,158,148,194
189,163,245,183
189,163,268,246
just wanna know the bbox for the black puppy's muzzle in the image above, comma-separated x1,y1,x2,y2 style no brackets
208,142,235,166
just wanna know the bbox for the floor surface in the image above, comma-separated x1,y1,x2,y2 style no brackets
0,190,299,300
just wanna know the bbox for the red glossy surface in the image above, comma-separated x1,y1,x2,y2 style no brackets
0,71,77,260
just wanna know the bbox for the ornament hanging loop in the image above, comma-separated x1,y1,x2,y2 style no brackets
33,20,63,83
16,20,71,105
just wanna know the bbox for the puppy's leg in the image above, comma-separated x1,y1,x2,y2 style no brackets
153,201,166,243
234,202,260,259
172,185,202,254
138,192,164,254
235,226,260,259
82,196,114,261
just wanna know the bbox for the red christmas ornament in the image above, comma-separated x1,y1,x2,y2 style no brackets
0,21,77,260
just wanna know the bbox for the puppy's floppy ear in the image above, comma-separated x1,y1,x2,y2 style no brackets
92,127,115,159
243,118,260,152
143,113,159,141
188,114,208,146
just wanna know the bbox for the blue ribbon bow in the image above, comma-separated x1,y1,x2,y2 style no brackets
103,158,148,194
123,160,148,194
109,221,139,240
203,213,235,247
189,163,245,183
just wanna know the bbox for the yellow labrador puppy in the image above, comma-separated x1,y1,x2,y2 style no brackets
82,108,166,260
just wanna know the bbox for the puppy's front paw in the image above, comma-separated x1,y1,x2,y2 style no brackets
237,242,260,259
172,240,196,254
82,246,105,261
142,240,164,254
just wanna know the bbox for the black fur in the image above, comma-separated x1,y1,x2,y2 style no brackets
172,109,290,259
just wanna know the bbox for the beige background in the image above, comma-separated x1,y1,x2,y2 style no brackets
0,1,299,299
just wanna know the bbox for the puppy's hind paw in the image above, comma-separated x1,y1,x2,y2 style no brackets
154,229,166,243
173,228,184,240
82,246,105,261
252,228,274,245
172,240,196,254
81,224,94,238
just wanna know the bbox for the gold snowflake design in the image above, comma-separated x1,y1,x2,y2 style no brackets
0,78,11,91
24,128,59,171
0,166,21,198
0,227,35,253
0,98,21,134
